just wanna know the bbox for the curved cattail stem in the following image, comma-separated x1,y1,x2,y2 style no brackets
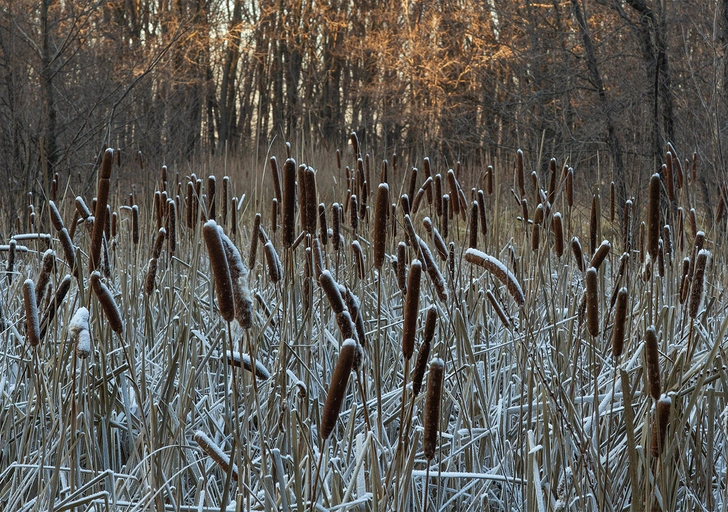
645,326,660,400
486,290,510,328
585,267,599,337
464,249,525,306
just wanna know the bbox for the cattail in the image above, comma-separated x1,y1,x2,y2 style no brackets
402,260,422,360
350,194,359,231
585,267,599,336
154,191,162,230
131,205,139,246
589,194,599,256
186,182,194,229
225,350,270,380
231,197,238,235
520,198,529,224
352,241,365,279
56,227,76,277
657,239,665,277
48,201,64,231
663,225,673,260
194,431,239,481
220,175,229,225
247,213,261,271
564,168,574,207
297,164,308,231
475,190,488,238
68,306,91,358
664,154,675,202
350,132,360,156
651,395,672,457
689,249,709,319
336,309,355,340
692,152,698,182
68,211,80,240
465,249,526,306
105,205,111,241
647,173,661,260
319,270,345,314
144,258,158,296
217,227,252,328
373,184,389,269
441,194,449,238
167,200,176,254
311,237,325,279
269,156,283,209
380,159,389,184
151,227,166,260
23,279,40,346
111,211,117,239
590,240,611,270
553,213,564,258
264,241,282,283
89,149,113,271
90,271,123,334
687,231,705,284
202,221,235,322
282,158,297,248
609,181,615,222
411,187,426,214
645,326,660,400
423,217,447,260
35,250,55,305
318,203,327,245
531,172,539,203
679,257,691,304
38,274,71,339
531,204,543,252
75,196,91,219
397,242,408,294
447,170,460,216
423,358,445,460
343,287,366,346
516,149,525,198
434,174,443,216
412,306,437,396
612,287,629,358
486,289,510,327
467,201,479,249
207,175,216,220
321,338,357,441
331,203,341,251
304,167,318,233
399,194,410,217
689,208,697,240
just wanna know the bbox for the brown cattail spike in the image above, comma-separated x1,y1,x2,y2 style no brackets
423,358,445,461
645,326,661,400
590,240,611,270
373,183,389,270
689,249,709,319
412,307,436,397
202,221,235,323
23,280,40,346
651,395,671,457
585,267,599,336
282,158,297,248
89,149,114,272
648,173,661,260
321,339,357,440
402,260,422,360
553,213,564,258
516,149,525,198
90,271,123,334
465,249,525,306
613,288,629,358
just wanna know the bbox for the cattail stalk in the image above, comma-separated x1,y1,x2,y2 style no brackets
645,326,660,400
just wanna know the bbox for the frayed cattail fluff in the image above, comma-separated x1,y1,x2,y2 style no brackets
402,260,422,360
202,221,235,322
194,431,239,481
69,307,91,358
651,395,671,457
218,227,252,328
412,306,437,396
264,241,282,283
225,350,270,380
689,249,709,319
282,158,297,248
321,339,357,440
144,258,158,296
590,240,611,270
23,279,40,346
553,213,564,258
613,288,628,358
423,358,445,460
645,326,660,400
373,183,389,270
648,173,661,259
585,267,599,336
90,271,123,334
465,249,525,306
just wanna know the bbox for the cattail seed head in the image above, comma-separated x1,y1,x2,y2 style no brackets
566,168,574,207
144,258,158,296
408,167,419,207
689,249,709,319
48,201,64,231
264,241,282,283
282,158,297,248
651,395,672,457
351,240,365,279
35,250,56,305
465,249,526,306
516,149,525,198
304,167,318,233
318,203,327,245
90,271,123,334
613,287,629,358
319,270,345,314
167,200,176,254
468,201,479,249
321,339,357,440
623,199,633,254
645,326,661,400
202,221,235,322
648,173,661,260
590,240,611,270
249,213,261,271
423,358,445,460
23,279,40,346
447,170,460,215
553,213,564,258
402,260,422,360
218,227,252,328
396,242,407,294
207,175,216,220
270,156,282,207
349,194,359,231
331,203,341,251
132,205,140,245
434,174,443,216
585,267,599,336
441,194,449,238
89,149,113,272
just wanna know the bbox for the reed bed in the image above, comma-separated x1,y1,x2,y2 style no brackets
0,140,727,512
